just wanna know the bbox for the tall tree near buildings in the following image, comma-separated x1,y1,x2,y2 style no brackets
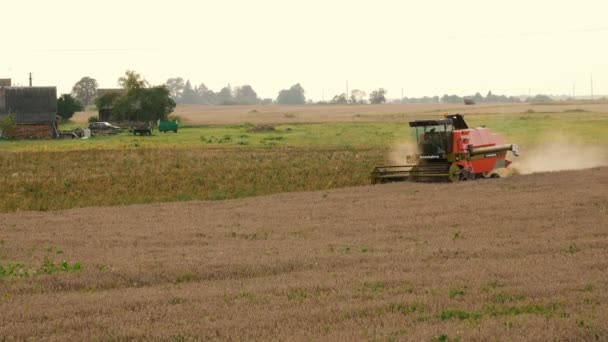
105,70,176,122
71,77,98,106
118,70,148,90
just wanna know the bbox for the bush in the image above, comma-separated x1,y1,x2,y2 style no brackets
0,114,16,138
88,116,99,123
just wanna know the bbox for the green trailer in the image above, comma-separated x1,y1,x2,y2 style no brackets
159,120,178,133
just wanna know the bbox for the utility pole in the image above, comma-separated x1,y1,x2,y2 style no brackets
572,83,575,99
29,72,32,87
401,88,404,102
590,75,594,100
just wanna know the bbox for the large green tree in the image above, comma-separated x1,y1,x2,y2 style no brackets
71,77,98,106
57,94,84,120
100,71,176,122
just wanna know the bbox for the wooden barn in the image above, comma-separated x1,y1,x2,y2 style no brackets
0,83,59,139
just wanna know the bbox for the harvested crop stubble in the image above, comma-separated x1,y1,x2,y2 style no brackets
0,167,607,340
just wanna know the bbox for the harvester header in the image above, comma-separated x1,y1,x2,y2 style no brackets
372,114,519,183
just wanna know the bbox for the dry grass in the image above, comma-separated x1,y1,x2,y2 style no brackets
1,167,607,340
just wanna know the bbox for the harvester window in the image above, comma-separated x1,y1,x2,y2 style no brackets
410,124,453,144
411,124,453,156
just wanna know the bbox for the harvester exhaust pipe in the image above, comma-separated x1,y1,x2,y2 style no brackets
469,144,520,157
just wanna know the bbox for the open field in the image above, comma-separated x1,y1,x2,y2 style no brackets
0,167,607,340
72,102,608,125
1,103,607,212
2,112,607,153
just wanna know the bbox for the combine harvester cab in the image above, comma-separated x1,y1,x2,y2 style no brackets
372,114,519,183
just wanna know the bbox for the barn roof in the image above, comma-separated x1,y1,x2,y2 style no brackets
0,87,57,124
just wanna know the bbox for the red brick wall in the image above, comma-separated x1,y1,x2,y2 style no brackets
6,124,54,139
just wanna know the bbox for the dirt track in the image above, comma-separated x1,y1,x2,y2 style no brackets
1,168,607,340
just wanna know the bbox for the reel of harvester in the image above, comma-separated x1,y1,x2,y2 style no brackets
371,162,461,184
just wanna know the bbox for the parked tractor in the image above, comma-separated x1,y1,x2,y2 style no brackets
371,114,519,183
129,122,153,136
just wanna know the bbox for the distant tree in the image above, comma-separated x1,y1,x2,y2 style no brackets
441,94,463,104
165,77,185,101
118,70,148,90
217,85,235,105
181,80,197,104
234,85,260,105
526,94,553,103
350,89,366,104
486,90,501,102
369,88,387,104
330,93,348,104
196,83,215,104
277,83,306,105
57,94,84,120
473,92,484,103
71,77,98,106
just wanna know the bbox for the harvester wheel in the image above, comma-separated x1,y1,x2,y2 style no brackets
447,163,461,183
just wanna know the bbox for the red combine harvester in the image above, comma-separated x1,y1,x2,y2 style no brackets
371,114,519,183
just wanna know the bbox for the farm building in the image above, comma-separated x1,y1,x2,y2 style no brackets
0,81,59,139
96,88,126,121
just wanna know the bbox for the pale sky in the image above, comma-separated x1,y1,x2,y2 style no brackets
2,0,607,100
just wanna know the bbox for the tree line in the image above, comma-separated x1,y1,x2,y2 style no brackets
69,74,558,112
165,78,311,105
401,91,550,104
59,71,176,122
